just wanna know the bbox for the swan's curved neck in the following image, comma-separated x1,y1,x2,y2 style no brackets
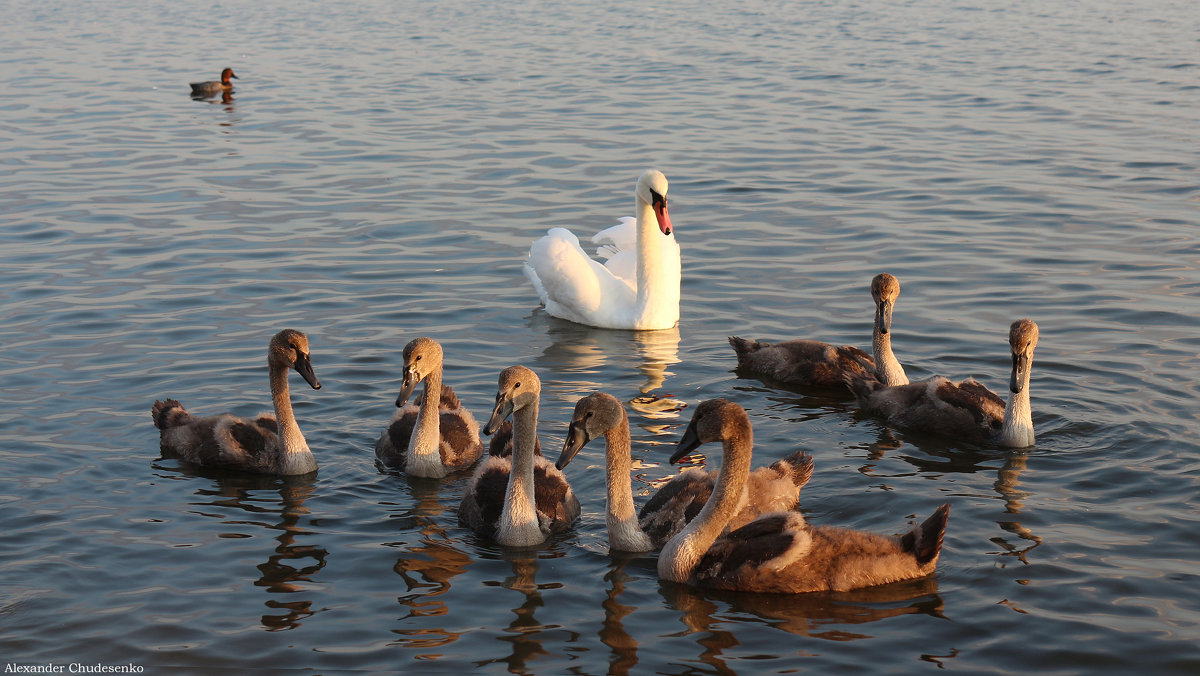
999,370,1035,447
270,364,316,473
634,197,675,318
406,370,445,477
657,428,753,583
497,400,544,546
604,413,654,552
872,328,908,386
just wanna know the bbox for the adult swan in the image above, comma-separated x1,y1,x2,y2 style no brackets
524,170,681,330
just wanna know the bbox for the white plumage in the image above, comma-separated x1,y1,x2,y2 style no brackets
524,170,681,330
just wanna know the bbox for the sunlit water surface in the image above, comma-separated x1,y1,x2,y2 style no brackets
1,0,1198,672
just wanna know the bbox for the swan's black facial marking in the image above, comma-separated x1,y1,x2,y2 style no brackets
649,188,673,236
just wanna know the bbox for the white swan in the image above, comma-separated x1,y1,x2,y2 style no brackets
846,319,1039,448
459,366,580,546
524,170,681,330
729,273,909,388
375,337,484,477
151,329,322,475
658,399,949,593
556,392,813,553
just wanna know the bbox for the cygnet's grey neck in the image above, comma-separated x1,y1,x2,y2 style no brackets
497,400,543,546
406,370,446,477
604,417,654,552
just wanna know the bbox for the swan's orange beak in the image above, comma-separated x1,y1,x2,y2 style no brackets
652,194,672,236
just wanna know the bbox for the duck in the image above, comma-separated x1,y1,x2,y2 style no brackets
729,273,909,388
459,366,580,546
190,67,238,97
375,337,483,477
657,399,950,593
555,392,814,552
845,319,1039,448
523,169,681,330
151,329,322,475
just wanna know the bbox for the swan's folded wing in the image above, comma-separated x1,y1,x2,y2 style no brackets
592,217,638,285
937,377,1005,426
692,512,813,583
601,249,636,286
639,469,713,546
526,227,632,321
533,457,580,532
592,216,637,253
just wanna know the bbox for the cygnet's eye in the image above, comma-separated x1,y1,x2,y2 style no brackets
415,355,422,361
514,382,521,389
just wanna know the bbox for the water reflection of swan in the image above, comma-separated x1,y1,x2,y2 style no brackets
491,554,556,671
388,479,471,649
158,467,327,631
991,452,1042,565
661,576,944,640
599,555,644,676
856,437,1043,566
529,312,682,399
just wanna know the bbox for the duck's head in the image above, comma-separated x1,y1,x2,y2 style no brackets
395,337,443,407
1008,319,1039,394
484,365,541,435
871,273,901,335
269,329,321,390
636,169,672,236
557,392,626,470
220,67,239,84
671,398,750,464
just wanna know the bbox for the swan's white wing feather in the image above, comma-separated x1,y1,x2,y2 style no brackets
592,216,640,286
526,227,635,326
592,216,637,252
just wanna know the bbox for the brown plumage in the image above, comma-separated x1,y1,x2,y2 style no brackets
658,399,949,593
486,419,542,458
375,337,483,477
151,329,322,475
555,392,814,552
459,366,579,546
638,450,814,549
638,449,816,549
692,506,949,593
729,273,909,388
846,319,1039,447
459,456,578,539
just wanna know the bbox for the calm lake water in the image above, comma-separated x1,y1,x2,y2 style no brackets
2,0,1198,672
